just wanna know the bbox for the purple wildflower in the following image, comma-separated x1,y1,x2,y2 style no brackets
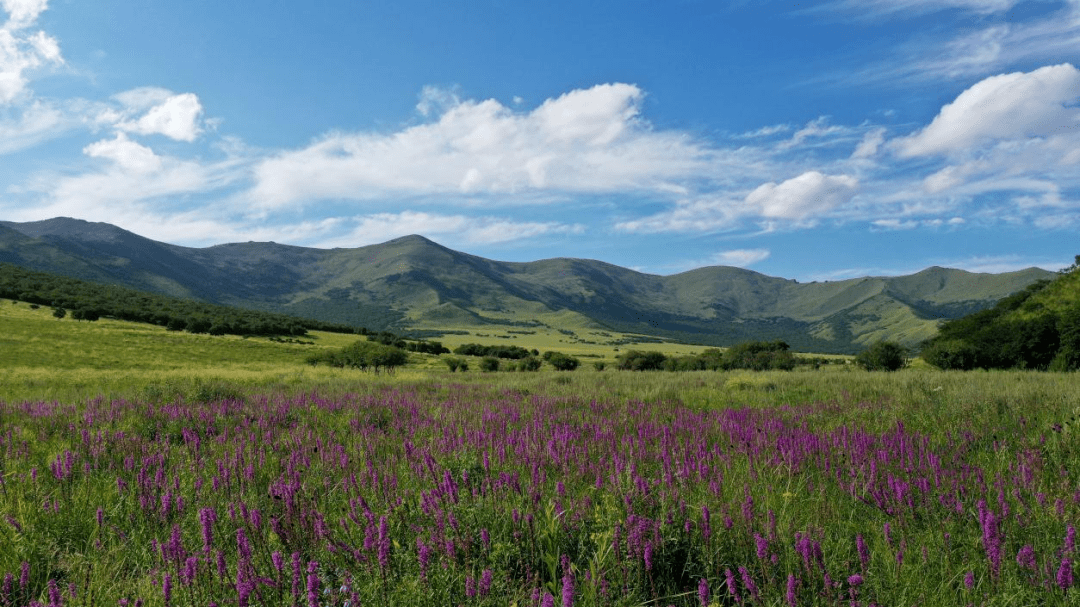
271,551,284,573
377,515,390,570
561,564,575,607
479,569,493,596
1016,545,1036,570
1067,525,1077,555
20,562,29,589
47,579,60,607
964,571,975,590
847,574,863,587
754,533,768,560
306,562,319,607
417,537,432,578
739,566,759,602
785,574,798,607
725,568,740,604
465,576,476,599
541,591,555,607
162,574,172,607
697,578,710,607
1058,557,1074,590
856,534,870,571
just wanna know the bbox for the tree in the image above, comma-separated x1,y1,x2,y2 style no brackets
855,341,908,371
52,307,66,320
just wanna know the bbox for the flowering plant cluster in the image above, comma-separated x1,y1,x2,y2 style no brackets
0,383,1076,605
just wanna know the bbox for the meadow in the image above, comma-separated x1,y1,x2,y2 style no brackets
1,301,1078,606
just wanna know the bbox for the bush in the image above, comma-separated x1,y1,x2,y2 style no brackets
855,341,908,371
479,356,500,372
546,352,580,371
309,340,408,373
616,350,667,371
444,357,466,372
920,339,979,370
722,340,795,371
593,361,606,371
517,356,542,372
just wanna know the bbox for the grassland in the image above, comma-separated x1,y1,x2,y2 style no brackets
1,299,1078,605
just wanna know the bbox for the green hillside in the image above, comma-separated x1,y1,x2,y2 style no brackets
920,259,1080,370
0,218,1056,352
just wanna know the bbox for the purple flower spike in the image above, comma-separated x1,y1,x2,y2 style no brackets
479,569,493,596
964,571,975,590
785,574,798,607
1058,557,1074,590
698,578,710,607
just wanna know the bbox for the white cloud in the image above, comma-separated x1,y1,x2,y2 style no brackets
321,211,585,247
616,172,859,234
0,0,62,104
851,127,886,159
895,64,1080,157
1,0,49,29
746,171,859,220
710,248,771,267
83,133,162,173
0,98,67,153
779,117,850,150
820,0,1020,19
871,218,919,230
249,83,712,208
115,91,204,142
838,2,1080,85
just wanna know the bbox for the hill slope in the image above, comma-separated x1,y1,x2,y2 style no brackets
0,217,1055,352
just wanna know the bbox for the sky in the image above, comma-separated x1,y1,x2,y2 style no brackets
1,0,1079,280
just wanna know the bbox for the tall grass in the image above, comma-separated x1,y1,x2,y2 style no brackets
0,368,1076,605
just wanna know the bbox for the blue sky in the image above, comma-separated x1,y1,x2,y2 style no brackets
1,0,1078,280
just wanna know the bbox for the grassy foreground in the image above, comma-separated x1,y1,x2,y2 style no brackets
1,300,1078,605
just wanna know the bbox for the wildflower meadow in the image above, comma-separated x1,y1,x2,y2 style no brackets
0,371,1077,606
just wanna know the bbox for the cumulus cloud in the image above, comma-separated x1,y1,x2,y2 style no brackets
746,171,859,220
0,0,63,103
249,83,712,208
895,64,1080,157
616,171,859,234
84,133,163,173
110,89,204,141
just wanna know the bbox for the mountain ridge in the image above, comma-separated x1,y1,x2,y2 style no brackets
0,217,1055,353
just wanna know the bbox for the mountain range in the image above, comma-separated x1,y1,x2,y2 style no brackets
0,217,1054,353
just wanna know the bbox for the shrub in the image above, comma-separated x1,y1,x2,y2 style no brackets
855,341,908,371
479,356,500,372
920,339,979,370
517,356,542,372
546,352,580,371
616,350,667,371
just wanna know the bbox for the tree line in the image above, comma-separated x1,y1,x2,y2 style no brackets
0,263,359,337
919,260,1080,371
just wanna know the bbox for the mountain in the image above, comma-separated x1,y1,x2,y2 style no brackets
0,217,1056,353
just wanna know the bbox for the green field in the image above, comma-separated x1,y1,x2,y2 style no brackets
1,298,1078,606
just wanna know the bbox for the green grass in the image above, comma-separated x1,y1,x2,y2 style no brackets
1,298,1079,605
